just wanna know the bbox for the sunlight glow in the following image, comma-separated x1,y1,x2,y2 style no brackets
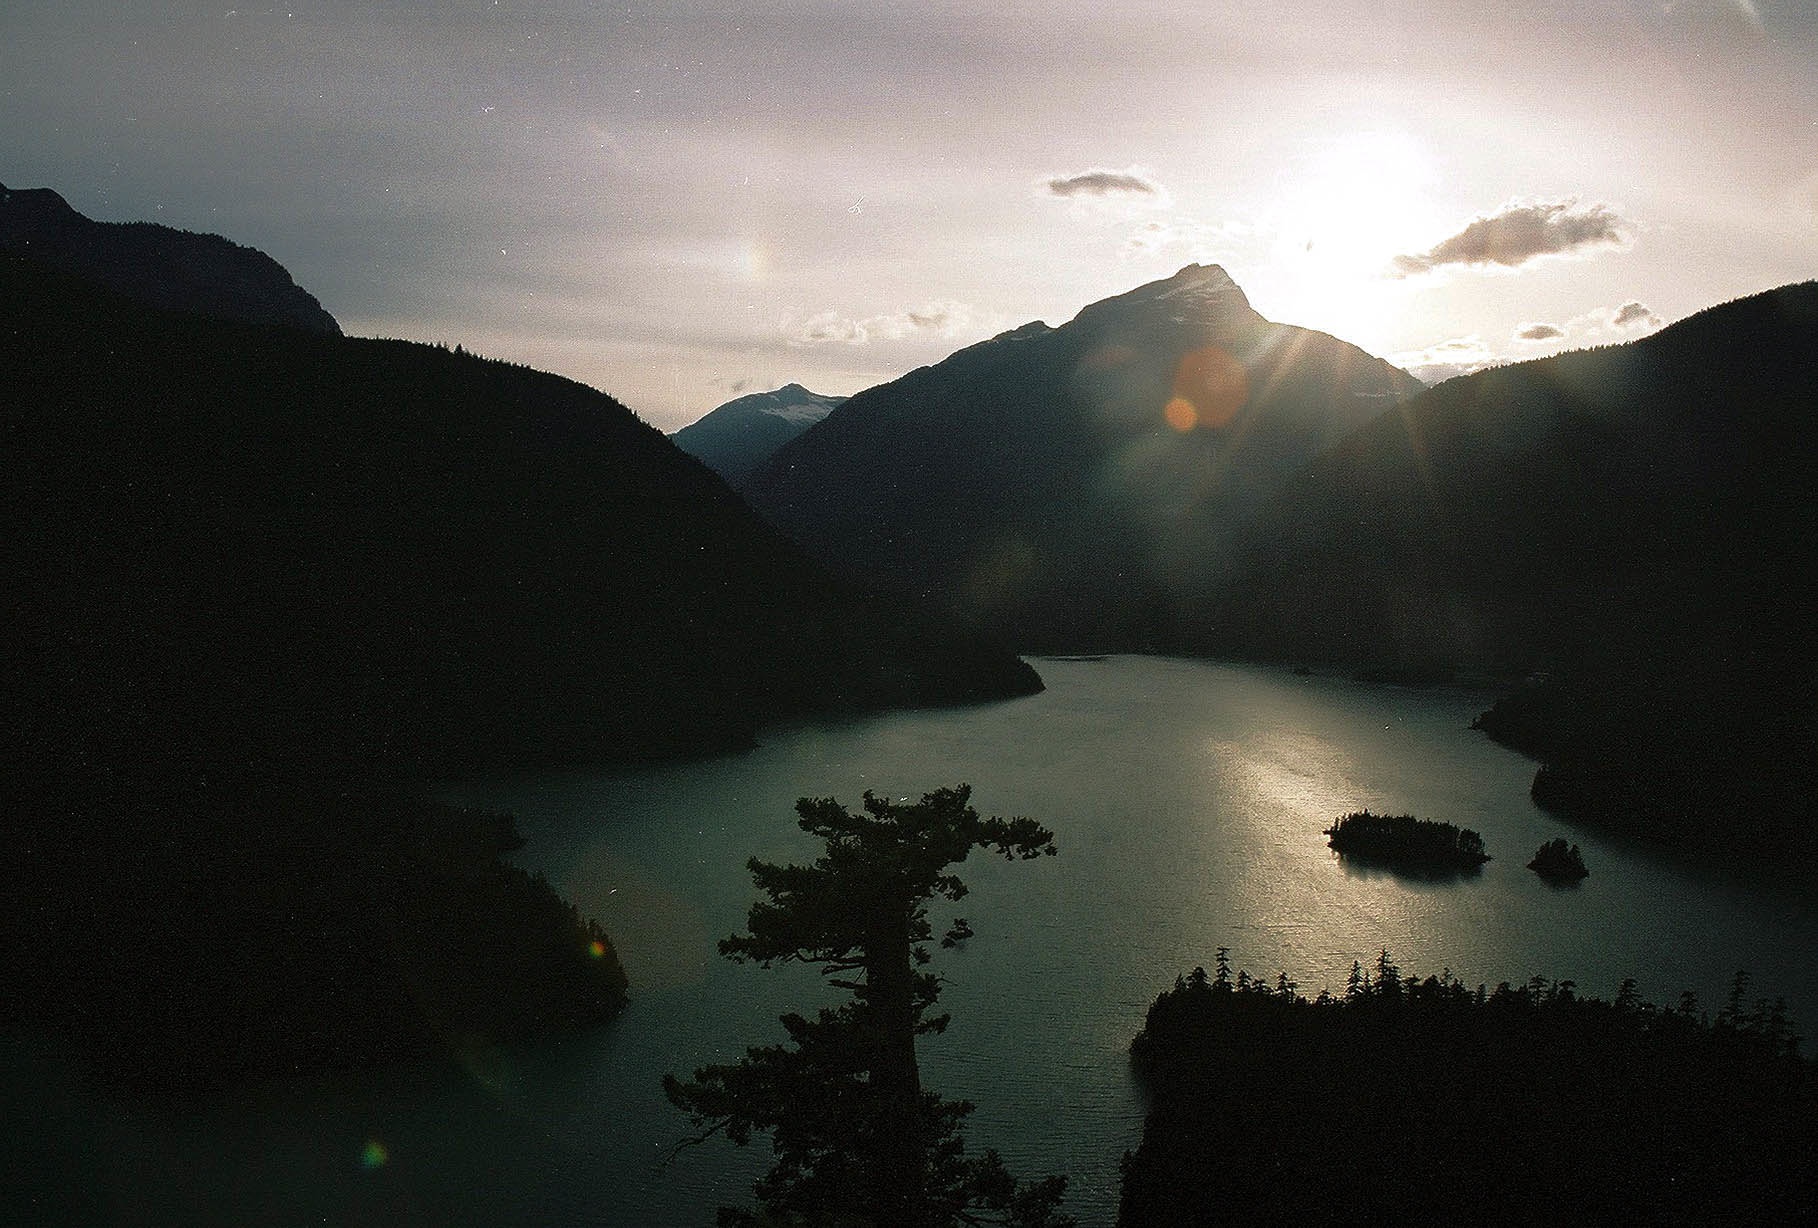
1282,131,1437,272
737,238,770,282
1255,130,1440,346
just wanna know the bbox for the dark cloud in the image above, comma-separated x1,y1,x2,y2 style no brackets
1611,300,1660,328
1043,169,1162,199
1516,322,1565,341
1392,200,1632,276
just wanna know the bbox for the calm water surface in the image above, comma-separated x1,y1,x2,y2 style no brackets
23,657,1818,1226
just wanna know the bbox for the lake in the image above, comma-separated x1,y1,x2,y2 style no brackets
18,656,1818,1226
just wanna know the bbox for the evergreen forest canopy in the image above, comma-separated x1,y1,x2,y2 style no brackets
1121,950,1814,1226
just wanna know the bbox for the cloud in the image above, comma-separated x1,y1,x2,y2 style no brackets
1440,298,1665,375
1610,300,1660,328
1042,168,1163,199
1391,335,1500,385
1391,199,1634,277
1123,216,1255,258
789,299,987,347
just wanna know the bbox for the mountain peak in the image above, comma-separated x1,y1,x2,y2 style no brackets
1069,262,1253,332
671,383,845,485
1168,262,1236,286
1145,262,1247,306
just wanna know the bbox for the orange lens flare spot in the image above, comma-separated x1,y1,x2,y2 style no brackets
1167,345,1249,430
588,939,607,959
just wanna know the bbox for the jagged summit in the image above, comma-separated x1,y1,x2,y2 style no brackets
0,181,340,335
1069,263,1253,331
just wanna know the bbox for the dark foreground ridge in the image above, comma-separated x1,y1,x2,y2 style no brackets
1122,950,1814,1226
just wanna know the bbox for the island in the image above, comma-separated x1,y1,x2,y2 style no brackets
1528,837,1589,882
1324,810,1489,876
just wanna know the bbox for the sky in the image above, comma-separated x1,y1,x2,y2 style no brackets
5,0,1816,430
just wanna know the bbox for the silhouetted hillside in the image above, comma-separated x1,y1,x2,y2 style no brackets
744,265,1423,650
0,182,341,334
2,252,1037,781
1220,281,1818,673
0,250,1035,1090
1214,282,1818,872
671,383,844,486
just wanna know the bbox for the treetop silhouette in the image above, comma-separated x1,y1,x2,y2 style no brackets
665,785,1073,1228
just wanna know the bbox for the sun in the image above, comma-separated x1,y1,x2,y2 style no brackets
1290,131,1437,269
1255,130,1441,348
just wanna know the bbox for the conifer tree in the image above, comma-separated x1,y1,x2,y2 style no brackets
665,785,1074,1228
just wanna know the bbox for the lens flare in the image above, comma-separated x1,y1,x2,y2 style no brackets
1166,345,1248,431
588,939,607,958
361,1139,389,1170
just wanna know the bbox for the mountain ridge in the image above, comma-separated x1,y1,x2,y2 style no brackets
0,181,341,334
744,263,1425,650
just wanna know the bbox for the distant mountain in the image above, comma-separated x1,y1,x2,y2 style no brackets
0,181,340,334
743,264,1423,650
672,383,845,486
1219,282,1818,871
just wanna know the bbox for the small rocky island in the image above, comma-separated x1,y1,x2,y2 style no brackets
1528,837,1589,882
1324,810,1490,876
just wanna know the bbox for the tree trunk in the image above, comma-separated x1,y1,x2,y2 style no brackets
866,911,925,1227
